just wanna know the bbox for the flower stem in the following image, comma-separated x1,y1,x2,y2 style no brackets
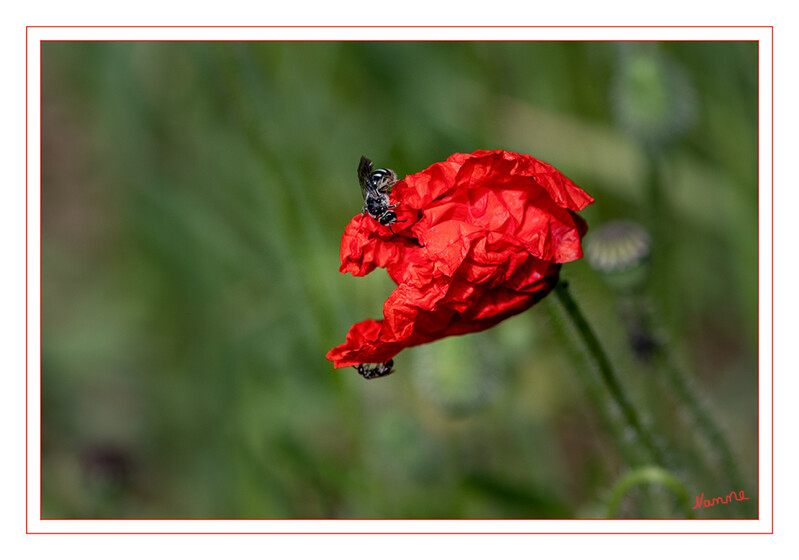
654,352,753,516
617,289,752,517
605,465,695,519
554,281,667,468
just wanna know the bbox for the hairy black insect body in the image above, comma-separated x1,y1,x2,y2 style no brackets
358,156,399,229
353,359,395,380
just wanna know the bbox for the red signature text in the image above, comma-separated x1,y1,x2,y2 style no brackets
693,490,750,510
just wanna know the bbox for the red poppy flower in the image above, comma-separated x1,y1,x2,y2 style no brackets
327,149,594,370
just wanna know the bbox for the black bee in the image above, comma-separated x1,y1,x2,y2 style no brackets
353,359,395,380
358,156,399,230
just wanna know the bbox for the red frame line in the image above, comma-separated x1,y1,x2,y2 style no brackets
26,25,774,535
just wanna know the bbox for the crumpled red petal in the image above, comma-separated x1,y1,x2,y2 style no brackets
327,149,594,369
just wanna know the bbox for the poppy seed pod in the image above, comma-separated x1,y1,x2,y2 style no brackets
611,45,697,149
327,150,594,370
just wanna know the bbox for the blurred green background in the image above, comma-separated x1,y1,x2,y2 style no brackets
41,41,758,519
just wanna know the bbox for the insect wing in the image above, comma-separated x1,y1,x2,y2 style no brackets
358,156,376,201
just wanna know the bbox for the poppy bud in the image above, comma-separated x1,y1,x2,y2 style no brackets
611,45,697,149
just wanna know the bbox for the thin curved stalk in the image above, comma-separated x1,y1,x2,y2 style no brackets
554,281,667,468
605,465,695,519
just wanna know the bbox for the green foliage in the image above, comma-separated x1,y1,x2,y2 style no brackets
41,41,757,519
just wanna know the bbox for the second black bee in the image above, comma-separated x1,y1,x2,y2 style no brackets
353,359,395,380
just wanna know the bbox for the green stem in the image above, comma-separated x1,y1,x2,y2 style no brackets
619,289,752,517
655,353,753,516
554,281,667,468
605,466,695,519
